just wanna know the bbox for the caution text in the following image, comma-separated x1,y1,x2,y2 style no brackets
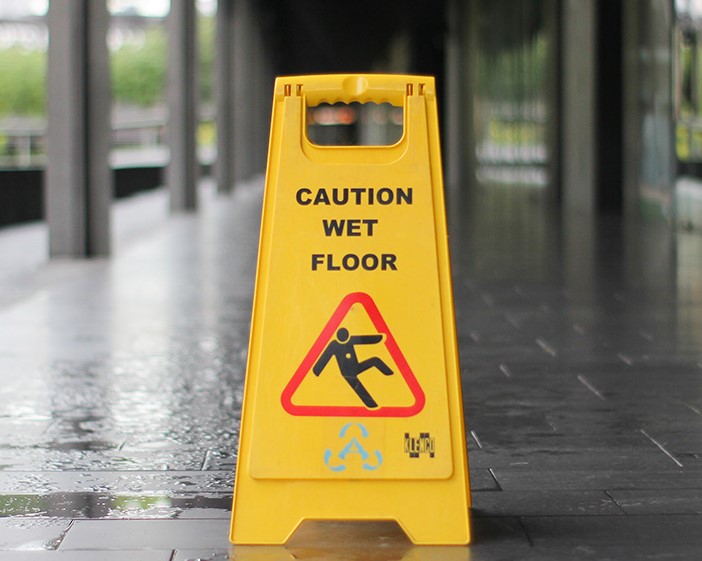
312,253,397,271
296,187,413,206
298,186,412,272
323,219,378,237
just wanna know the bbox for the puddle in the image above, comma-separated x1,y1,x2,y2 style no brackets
0,492,231,519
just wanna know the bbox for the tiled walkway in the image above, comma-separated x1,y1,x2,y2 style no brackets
0,182,701,559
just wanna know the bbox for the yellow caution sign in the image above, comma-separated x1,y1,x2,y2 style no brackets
230,74,471,545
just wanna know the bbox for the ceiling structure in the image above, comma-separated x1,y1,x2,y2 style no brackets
262,0,445,76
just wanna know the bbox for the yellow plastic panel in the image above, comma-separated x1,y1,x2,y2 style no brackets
230,74,471,545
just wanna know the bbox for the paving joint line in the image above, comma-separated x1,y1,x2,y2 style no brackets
577,374,606,401
536,338,557,357
640,428,683,468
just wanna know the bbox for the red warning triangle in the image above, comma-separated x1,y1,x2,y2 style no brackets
281,292,425,417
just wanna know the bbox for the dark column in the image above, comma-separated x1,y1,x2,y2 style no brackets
561,0,596,212
596,0,624,213
445,0,464,192
622,0,641,218
215,0,235,193
460,0,480,194
233,0,270,182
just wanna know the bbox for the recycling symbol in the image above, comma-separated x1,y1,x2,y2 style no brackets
323,422,383,472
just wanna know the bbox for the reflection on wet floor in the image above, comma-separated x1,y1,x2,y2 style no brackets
1,184,702,556
232,521,470,561
0,492,231,519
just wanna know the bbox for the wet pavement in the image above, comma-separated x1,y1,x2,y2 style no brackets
0,180,701,558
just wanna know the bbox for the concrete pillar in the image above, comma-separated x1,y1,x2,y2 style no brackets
253,29,273,174
167,0,199,211
562,0,596,212
233,0,254,182
463,0,481,194
622,0,640,219
444,0,463,193
543,0,561,206
233,0,269,182
46,1,112,257
215,0,235,193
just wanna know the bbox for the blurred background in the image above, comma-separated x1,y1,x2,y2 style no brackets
0,0,700,252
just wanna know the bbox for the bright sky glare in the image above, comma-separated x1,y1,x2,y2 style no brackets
0,0,216,18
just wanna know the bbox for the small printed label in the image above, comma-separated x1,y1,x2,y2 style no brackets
404,432,435,458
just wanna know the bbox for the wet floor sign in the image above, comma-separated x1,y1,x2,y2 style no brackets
230,74,471,545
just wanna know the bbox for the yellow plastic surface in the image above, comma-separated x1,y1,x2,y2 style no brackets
230,74,471,545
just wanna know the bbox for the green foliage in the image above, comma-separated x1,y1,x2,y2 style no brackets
111,25,167,107
0,47,46,116
476,35,549,103
0,15,214,117
111,16,214,107
199,15,214,104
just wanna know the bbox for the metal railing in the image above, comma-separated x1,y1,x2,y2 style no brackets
0,105,215,169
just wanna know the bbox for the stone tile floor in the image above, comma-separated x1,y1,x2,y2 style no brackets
0,181,701,559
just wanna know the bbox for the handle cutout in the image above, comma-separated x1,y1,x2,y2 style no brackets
306,102,404,147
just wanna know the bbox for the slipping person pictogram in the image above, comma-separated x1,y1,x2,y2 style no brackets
313,327,393,408
281,293,426,417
